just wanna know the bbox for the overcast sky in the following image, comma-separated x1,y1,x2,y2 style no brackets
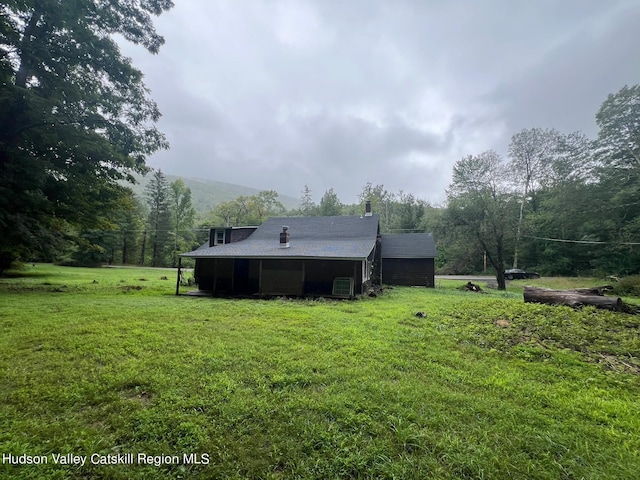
120,0,640,205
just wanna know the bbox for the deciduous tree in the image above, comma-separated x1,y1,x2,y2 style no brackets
444,151,517,289
170,179,196,266
0,0,172,273
359,183,393,229
595,84,640,169
211,191,286,226
508,128,560,268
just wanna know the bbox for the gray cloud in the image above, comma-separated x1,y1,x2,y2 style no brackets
490,1,640,140
120,0,640,205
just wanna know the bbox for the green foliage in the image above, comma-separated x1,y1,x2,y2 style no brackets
610,276,640,297
508,127,561,192
170,179,196,267
145,170,173,267
128,173,300,214
595,84,640,169
56,188,147,267
61,229,115,267
359,182,392,226
318,188,343,216
117,194,148,265
0,265,639,479
436,85,640,278
209,190,286,227
0,0,172,273
298,184,317,216
507,128,590,269
392,191,427,231
443,151,517,288
354,183,430,233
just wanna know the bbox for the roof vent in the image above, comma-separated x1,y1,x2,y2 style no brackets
279,226,290,248
365,200,372,217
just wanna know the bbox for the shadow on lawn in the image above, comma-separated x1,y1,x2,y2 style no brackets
1,269,52,279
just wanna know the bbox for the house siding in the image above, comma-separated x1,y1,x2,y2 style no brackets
382,258,435,287
304,259,365,296
261,259,303,296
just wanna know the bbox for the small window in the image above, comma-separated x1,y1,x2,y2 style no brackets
215,229,226,245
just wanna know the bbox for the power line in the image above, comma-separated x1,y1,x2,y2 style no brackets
82,228,211,233
527,235,640,246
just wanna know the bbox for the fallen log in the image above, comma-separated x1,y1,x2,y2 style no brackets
523,286,628,312
571,285,614,296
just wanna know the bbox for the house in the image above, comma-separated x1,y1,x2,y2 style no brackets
179,211,381,297
380,233,437,287
177,205,437,297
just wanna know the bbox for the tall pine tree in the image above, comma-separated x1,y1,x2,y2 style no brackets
145,170,172,267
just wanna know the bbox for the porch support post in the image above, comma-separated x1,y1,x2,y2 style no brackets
231,259,235,293
353,261,358,295
175,256,182,295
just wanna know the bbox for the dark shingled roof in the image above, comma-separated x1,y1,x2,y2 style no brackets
380,233,437,258
180,214,380,260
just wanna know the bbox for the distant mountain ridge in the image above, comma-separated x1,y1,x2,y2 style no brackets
127,173,300,215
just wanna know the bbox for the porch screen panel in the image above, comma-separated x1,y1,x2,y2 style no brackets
261,259,303,295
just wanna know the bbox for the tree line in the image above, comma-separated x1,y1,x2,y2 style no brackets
55,177,434,269
438,85,640,289
3,83,638,274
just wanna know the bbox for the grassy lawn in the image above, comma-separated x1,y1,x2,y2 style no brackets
1,265,639,479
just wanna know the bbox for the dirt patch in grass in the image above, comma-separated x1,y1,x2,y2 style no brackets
595,353,640,375
495,318,511,327
120,285,143,292
120,384,153,406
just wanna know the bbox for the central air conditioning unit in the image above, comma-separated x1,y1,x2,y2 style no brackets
332,277,354,297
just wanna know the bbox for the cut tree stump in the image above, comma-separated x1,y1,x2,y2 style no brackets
523,286,631,312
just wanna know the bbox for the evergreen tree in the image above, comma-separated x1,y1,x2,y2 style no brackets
393,192,427,232
299,184,317,216
318,189,343,216
117,195,147,265
145,170,172,267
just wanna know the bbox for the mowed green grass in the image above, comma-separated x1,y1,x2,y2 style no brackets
1,265,639,479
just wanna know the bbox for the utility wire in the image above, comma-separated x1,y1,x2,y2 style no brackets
84,228,211,233
526,235,640,246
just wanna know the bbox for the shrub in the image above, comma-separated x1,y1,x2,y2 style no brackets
610,275,640,297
